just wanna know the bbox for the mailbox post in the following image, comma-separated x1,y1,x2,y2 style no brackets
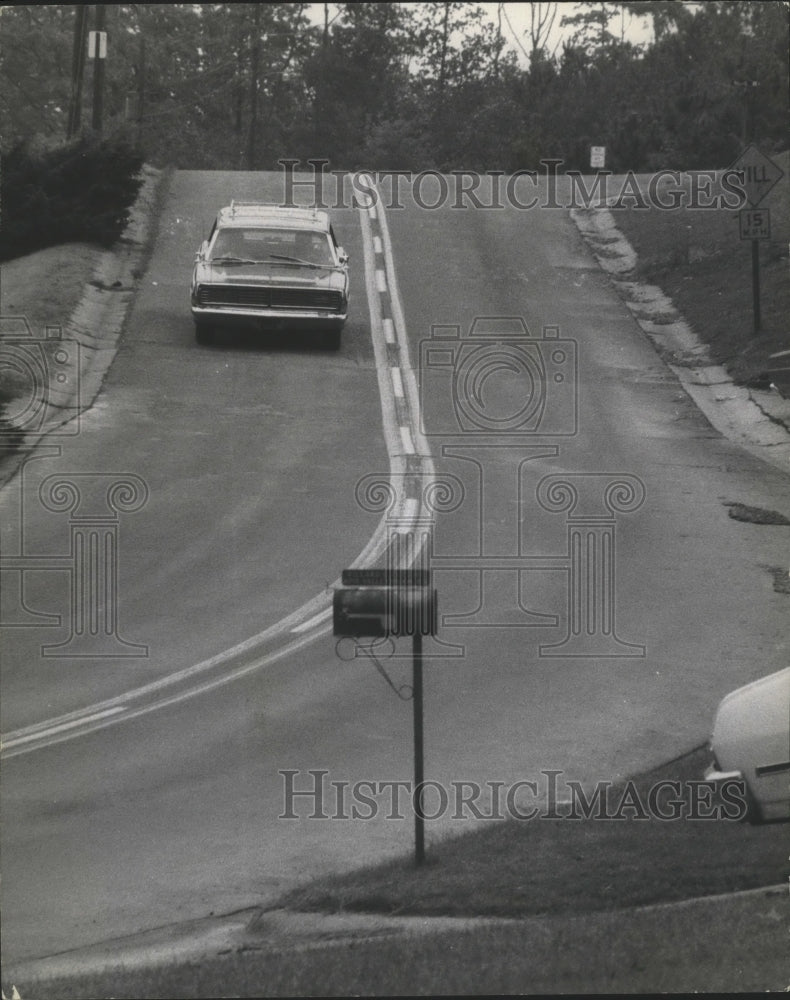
333,568,437,865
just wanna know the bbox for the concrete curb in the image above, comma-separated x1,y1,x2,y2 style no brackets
5,884,786,985
571,205,790,475
0,165,165,482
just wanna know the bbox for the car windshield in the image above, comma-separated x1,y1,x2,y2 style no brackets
210,228,336,266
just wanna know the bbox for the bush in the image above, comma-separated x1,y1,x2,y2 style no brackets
0,136,143,261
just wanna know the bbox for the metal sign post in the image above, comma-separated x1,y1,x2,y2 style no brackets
730,147,784,336
751,240,761,335
88,3,107,134
412,631,425,864
738,208,771,335
334,568,437,866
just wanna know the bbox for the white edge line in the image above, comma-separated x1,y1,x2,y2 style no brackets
2,629,332,760
1,172,426,758
390,366,404,397
402,497,420,521
2,707,127,750
291,606,333,633
360,199,403,464
376,180,434,470
399,425,415,454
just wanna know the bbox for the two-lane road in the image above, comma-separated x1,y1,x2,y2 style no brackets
2,170,788,966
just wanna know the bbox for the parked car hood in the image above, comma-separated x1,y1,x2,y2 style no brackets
711,666,790,763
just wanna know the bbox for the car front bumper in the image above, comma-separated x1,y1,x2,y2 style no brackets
703,764,743,783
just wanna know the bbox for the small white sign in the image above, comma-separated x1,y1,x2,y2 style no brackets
88,31,107,60
739,208,771,241
590,146,606,169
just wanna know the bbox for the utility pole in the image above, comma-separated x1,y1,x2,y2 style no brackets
136,32,146,149
91,4,107,132
412,631,425,865
67,4,89,138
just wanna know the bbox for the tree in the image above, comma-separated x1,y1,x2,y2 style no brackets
0,0,786,174
302,2,416,165
621,1,693,45
560,2,621,53
525,1,559,65
0,5,74,147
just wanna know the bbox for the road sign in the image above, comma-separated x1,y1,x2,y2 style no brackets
590,146,606,169
88,31,107,60
729,146,784,207
739,209,771,241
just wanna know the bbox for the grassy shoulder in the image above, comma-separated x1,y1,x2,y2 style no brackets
13,757,787,997
277,748,787,920
0,242,100,458
613,154,790,387
0,242,101,333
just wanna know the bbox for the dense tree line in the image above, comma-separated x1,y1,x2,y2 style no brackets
0,2,787,173
0,136,143,260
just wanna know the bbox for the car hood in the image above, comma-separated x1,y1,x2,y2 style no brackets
711,666,790,764
195,260,347,291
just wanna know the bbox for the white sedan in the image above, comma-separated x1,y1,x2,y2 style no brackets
705,667,790,822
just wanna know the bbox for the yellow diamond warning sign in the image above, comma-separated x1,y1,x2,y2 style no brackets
729,146,784,207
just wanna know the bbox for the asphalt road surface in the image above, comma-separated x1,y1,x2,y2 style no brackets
2,171,788,964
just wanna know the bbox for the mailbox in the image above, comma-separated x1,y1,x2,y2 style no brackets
333,568,435,865
333,569,437,638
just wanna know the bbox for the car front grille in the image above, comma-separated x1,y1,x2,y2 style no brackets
197,285,343,312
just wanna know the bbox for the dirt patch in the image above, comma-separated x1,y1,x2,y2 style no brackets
725,502,790,525
769,566,790,594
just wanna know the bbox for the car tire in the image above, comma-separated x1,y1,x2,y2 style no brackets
195,322,213,346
